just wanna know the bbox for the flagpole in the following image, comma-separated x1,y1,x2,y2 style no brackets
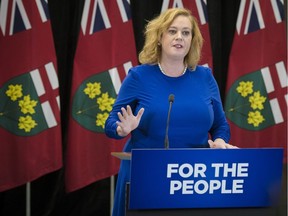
26,182,31,216
110,176,115,216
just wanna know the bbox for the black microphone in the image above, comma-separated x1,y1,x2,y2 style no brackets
164,94,175,149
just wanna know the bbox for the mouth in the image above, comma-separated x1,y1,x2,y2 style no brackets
173,44,183,48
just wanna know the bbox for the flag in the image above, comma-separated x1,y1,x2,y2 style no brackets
161,0,212,67
225,0,287,162
0,0,62,192
65,0,138,192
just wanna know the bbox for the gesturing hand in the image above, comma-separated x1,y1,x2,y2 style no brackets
116,105,145,137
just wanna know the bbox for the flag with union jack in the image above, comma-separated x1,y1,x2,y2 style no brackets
161,0,212,67
225,0,287,162
65,0,138,192
0,0,62,192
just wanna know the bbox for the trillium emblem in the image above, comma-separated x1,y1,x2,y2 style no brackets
72,71,116,132
225,70,274,130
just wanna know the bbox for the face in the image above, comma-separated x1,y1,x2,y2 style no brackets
160,15,192,61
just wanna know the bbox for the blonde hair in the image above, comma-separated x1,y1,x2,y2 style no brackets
139,8,203,69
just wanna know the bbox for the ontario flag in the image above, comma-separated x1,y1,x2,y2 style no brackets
161,0,212,67
65,0,138,192
0,0,62,191
225,0,287,162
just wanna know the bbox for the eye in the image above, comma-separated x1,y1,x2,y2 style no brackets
182,30,191,36
167,29,177,35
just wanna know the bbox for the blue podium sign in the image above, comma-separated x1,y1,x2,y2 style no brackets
129,148,283,209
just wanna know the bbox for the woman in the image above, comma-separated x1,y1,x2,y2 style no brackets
105,8,235,216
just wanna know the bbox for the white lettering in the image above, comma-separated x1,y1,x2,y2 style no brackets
170,180,182,194
179,163,193,178
167,162,248,195
182,180,194,194
211,163,223,177
169,179,245,195
212,163,249,177
237,163,249,177
194,180,209,194
221,180,232,193
209,180,221,194
194,163,207,177
167,164,179,178
167,163,207,178
232,179,244,193
223,163,237,177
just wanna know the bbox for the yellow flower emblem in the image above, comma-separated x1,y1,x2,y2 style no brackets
4,83,39,133
249,91,266,110
247,111,265,127
236,81,253,97
18,115,38,132
76,80,116,130
6,84,23,101
229,80,267,127
18,95,38,114
96,112,109,129
84,82,101,99
97,92,115,112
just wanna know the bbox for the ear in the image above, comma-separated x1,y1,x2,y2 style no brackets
158,34,163,45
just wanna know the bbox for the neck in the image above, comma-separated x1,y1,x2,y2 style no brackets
158,60,187,77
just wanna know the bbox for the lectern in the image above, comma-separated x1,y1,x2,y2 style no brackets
123,148,283,216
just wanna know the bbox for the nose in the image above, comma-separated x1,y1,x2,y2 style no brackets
175,31,183,40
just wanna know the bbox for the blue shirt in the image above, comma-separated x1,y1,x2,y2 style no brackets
105,64,230,150
105,64,230,216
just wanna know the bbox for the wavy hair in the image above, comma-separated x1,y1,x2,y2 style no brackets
139,8,203,69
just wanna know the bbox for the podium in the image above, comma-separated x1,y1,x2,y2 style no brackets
122,148,283,216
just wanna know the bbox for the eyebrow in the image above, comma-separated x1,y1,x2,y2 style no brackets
168,26,192,30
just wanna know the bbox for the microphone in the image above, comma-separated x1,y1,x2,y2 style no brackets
164,94,175,149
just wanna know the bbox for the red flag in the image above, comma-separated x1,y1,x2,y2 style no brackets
65,0,138,192
225,0,287,162
161,0,213,67
0,0,62,192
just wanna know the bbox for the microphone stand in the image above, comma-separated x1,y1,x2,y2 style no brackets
165,94,174,149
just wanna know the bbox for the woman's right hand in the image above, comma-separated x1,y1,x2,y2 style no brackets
116,105,145,137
